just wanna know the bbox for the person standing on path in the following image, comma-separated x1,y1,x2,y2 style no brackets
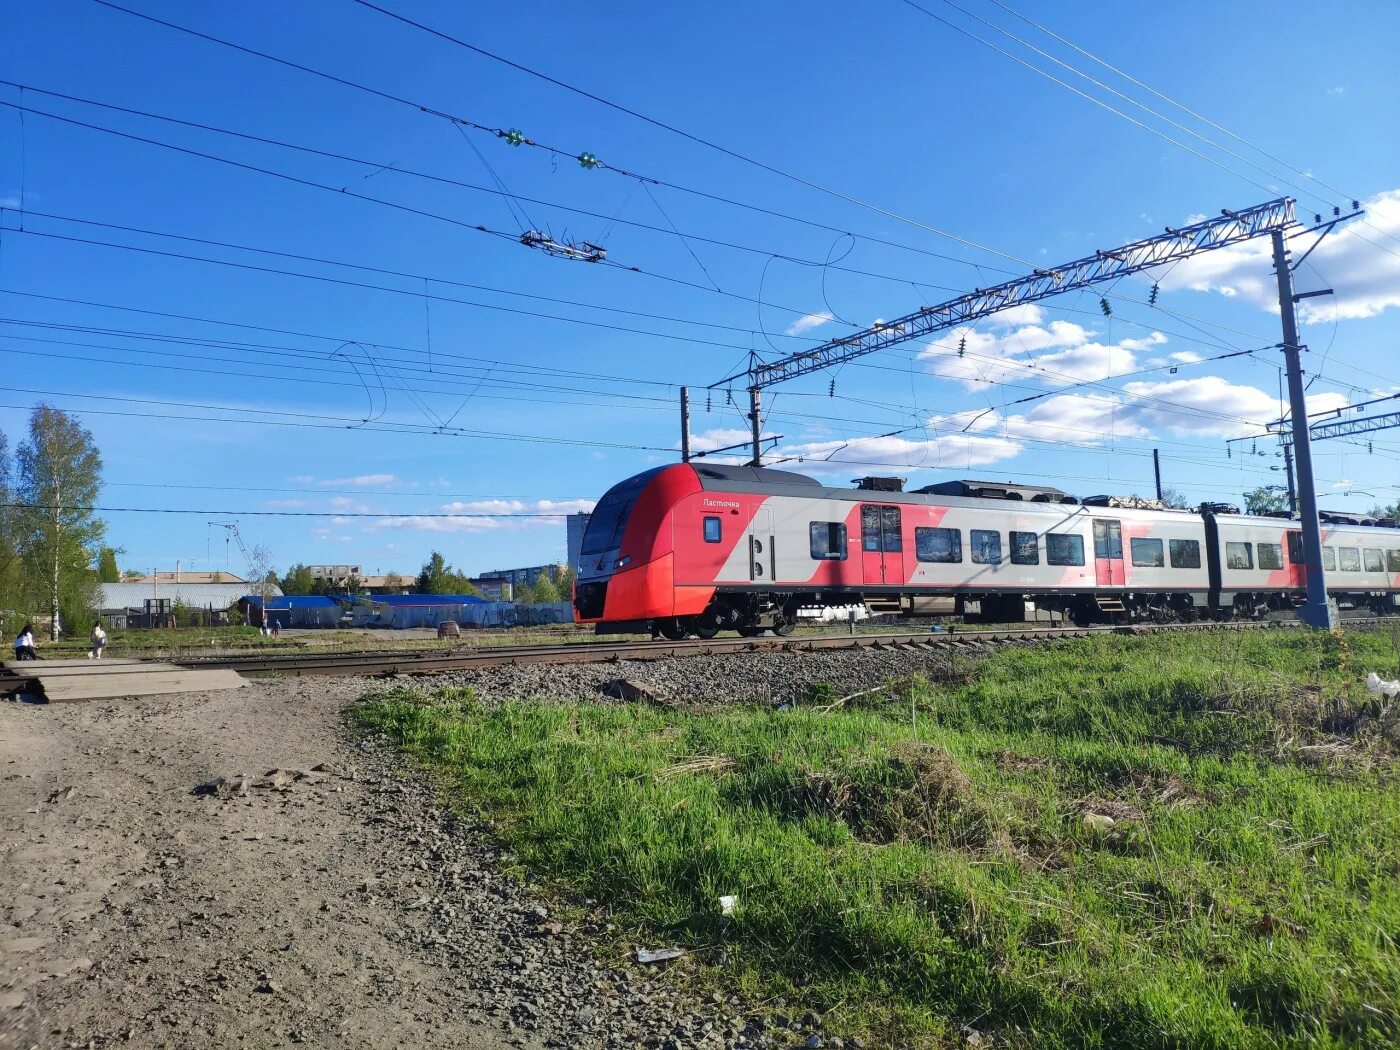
87,622,107,660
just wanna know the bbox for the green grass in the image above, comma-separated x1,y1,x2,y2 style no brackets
357,630,1400,1048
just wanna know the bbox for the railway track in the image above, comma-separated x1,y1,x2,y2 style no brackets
173,616,1372,678
3,617,1382,692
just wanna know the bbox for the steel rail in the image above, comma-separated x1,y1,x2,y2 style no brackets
2,617,1381,691
174,617,1365,678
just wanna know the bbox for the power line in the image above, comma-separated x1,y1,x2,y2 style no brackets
983,0,1400,257
0,97,838,325
0,79,1009,281
0,295,685,390
0,385,674,449
86,1,1027,272
103,480,598,499
342,0,1031,265
2,503,588,518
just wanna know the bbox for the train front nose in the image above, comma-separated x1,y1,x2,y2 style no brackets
573,577,608,620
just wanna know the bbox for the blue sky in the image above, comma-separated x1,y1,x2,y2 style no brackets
2,0,1399,579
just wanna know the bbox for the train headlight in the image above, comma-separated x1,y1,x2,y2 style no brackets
614,555,632,569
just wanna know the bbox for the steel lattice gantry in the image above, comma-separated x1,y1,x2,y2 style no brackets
729,197,1295,390
1274,409,1400,446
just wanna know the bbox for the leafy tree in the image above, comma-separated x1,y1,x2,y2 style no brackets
1243,486,1289,515
416,551,480,596
531,574,562,604
1159,487,1193,511
281,563,316,595
16,405,105,639
417,551,452,594
513,579,537,605
1369,501,1400,521
96,547,121,583
382,571,405,592
554,563,576,597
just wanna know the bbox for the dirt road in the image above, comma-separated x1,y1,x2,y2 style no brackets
0,680,762,1050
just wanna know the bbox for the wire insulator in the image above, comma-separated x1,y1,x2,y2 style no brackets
502,128,526,146
1148,284,1159,306
577,152,600,169
1100,296,1113,317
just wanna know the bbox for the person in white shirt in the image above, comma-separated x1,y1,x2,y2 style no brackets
13,624,38,661
88,623,108,660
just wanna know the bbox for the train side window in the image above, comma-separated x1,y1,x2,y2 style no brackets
703,516,722,544
861,505,882,552
1322,546,1336,571
861,506,902,553
809,522,847,561
970,529,1001,564
1257,543,1284,571
1226,542,1253,570
1339,547,1361,572
881,507,903,553
1169,539,1201,568
1287,531,1303,563
1010,531,1039,565
1130,537,1165,567
1388,550,1400,572
1364,548,1384,572
1046,533,1084,566
915,527,962,563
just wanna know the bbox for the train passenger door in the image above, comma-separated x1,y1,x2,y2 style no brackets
747,508,775,583
860,504,904,586
1092,518,1124,586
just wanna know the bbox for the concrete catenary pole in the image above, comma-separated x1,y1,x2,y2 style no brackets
748,388,762,467
680,386,691,463
1271,229,1336,628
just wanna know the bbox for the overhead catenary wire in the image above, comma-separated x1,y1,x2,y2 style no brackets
0,97,841,326
981,0,1400,257
76,6,1023,274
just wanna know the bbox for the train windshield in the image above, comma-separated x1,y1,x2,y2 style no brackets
581,468,663,555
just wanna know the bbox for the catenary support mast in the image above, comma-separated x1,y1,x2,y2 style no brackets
1271,229,1335,628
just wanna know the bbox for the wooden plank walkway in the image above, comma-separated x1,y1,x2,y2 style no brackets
1,659,247,703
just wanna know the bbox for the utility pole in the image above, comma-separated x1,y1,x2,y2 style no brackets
679,386,691,463
1272,228,1336,629
1283,444,1297,515
748,388,762,467
1152,448,1163,502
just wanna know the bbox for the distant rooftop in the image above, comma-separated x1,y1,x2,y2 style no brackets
125,570,247,584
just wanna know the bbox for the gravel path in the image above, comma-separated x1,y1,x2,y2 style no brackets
0,661,885,1049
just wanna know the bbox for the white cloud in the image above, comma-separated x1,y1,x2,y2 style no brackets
1184,213,1208,224
998,377,1352,443
1169,351,1204,364
1326,86,1345,97
1160,188,1400,322
0,195,19,209
288,473,401,487
785,311,834,336
919,315,1153,390
775,430,1022,476
265,499,307,508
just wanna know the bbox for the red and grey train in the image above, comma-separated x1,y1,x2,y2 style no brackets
571,462,1400,637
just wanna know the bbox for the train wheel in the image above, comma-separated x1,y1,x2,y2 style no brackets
656,618,688,641
691,610,722,639
737,624,765,637
772,618,796,637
